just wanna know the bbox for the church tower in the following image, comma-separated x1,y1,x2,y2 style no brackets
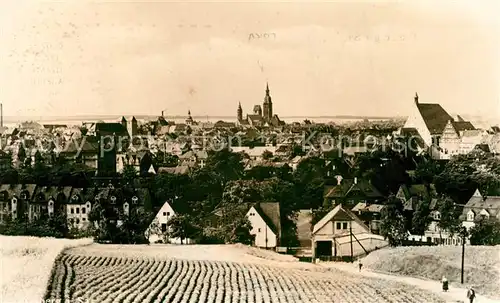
186,110,194,125
262,82,273,121
237,102,243,121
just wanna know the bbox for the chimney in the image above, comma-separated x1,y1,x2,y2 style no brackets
335,175,343,185
1,103,3,128
161,110,164,117
414,92,419,104
354,177,357,184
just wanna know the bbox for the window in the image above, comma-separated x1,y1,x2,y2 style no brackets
163,212,167,216
82,218,86,221
167,212,170,216
258,228,261,232
336,222,341,230
70,208,74,214
76,219,80,224
161,223,167,232
76,208,80,214
343,223,348,230
82,207,86,214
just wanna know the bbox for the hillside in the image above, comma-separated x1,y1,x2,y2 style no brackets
46,243,446,303
361,245,500,300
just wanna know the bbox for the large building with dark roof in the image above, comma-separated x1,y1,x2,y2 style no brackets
402,93,479,159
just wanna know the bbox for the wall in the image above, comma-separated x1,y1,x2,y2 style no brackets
247,207,277,248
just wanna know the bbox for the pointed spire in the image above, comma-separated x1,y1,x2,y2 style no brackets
188,110,191,116
266,82,270,95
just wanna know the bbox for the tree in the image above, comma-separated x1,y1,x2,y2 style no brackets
411,199,432,237
167,214,199,244
227,217,254,245
17,145,26,164
262,150,273,160
122,164,137,185
380,195,408,246
436,196,462,237
205,148,244,187
469,219,500,245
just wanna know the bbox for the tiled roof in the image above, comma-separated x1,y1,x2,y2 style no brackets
463,195,500,219
253,202,281,236
158,166,190,175
96,123,128,136
416,103,453,135
324,179,383,199
452,121,475,132
312,204,370,234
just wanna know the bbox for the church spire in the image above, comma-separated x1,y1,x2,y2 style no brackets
266,82,270,95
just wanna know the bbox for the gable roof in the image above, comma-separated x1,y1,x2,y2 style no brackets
96,123,128,136
452,121,475,133
312,204,370,234
324,179,383,199
251,202,281,236
463,195,500,219
416,103,453,135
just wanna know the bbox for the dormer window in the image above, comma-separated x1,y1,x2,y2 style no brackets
467,210,475,221
110,196,117,203
20,193,27,199
434,212,441,220
131,196,138,204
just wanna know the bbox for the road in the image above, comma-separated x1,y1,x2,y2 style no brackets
318,261,500,303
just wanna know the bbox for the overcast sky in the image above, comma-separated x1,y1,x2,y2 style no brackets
0,0,499,120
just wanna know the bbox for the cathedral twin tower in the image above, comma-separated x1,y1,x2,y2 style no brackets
237,82,273,123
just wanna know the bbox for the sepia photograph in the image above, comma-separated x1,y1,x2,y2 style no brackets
0,1,499,302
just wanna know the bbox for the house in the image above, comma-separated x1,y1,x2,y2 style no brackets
66,187,95,229
59,139,99,169
0,184,36,223
31,186,72,222
246,202,281,249
402,93,476,159
178,150,208,168
145,200,193,244
323,177,384,208
351,202,384,234
407,197,466,245
461,189,500,231
311,204,388,260
396,184,437,212
230,146,277,161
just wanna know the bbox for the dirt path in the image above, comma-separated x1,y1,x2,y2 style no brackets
318,261,500,303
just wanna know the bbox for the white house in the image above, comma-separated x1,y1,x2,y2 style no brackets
145,201,193,244
245,202,281,249
65,193,92,230
312,205,387,260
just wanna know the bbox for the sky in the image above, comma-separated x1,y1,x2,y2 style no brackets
0,0,499,121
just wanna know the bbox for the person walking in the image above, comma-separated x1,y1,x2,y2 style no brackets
441,276,448,292
467,287,476,303
358,260,363,272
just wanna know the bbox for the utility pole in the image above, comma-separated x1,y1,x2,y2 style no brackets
265,225,268,249
461,226,466,284
349,220,353,262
